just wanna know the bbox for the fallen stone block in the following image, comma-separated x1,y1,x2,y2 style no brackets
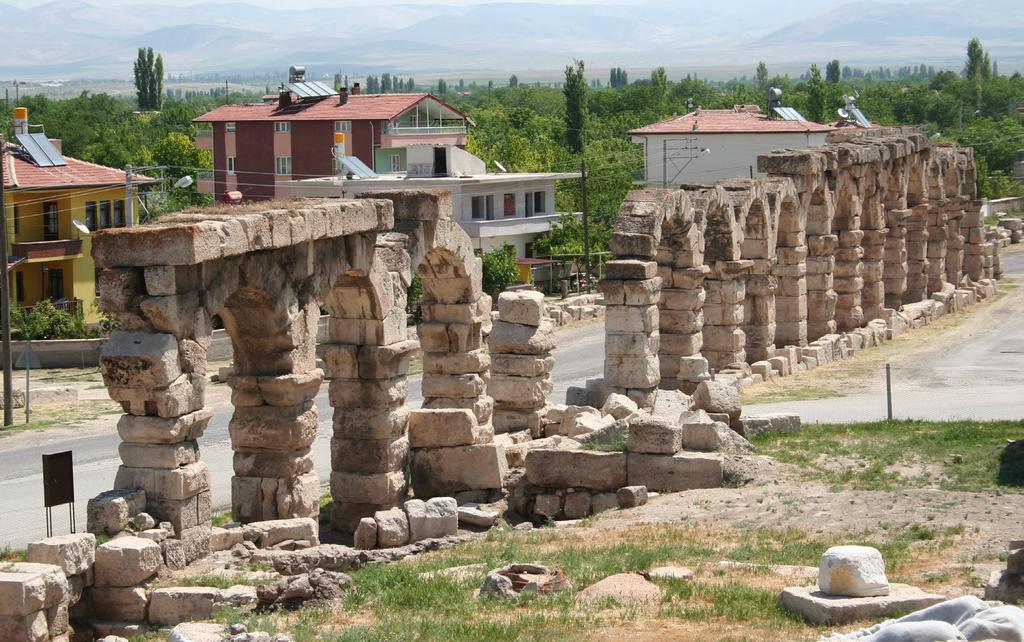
616,485,648,508
210,526,244,552
525,450,627,491
690,380,741,421
457,503,499,528
149,585,257,626
497,290,546,326
779,583,945,625
627,415,682,454
94,537,163,587
26,533,96,577
626,452,723,491
819,545,889,597
374,508,410,548
242,518,319,549
740,413,801,438
354,518,378,550
0,610,48,641
88,585,151,622
88,488,146,536
411,443,507,497
600,393,639,421
405,497,458,542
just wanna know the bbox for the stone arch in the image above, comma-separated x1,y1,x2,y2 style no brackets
770,180,808,347
907,156,926,207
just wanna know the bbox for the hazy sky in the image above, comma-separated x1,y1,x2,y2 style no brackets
9,0,609,6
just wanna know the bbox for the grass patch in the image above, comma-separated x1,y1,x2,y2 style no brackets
209,521,957,641
0,545,27,562
0,398,122,437
742,384,844,405
753,419,1024,492
158,573,268,589
582,432,627,452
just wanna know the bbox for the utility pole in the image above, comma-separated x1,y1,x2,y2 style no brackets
581,132,591,292
1,135,13,426
224,80,229,105
125,165,134,227
662,139,667,188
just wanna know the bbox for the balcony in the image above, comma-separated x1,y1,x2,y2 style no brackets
20,298,82,317
195,129,213,150
458,212,565,240
11,239,84,262
384,124,468,136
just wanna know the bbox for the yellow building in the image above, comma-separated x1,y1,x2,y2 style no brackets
3,109,156,323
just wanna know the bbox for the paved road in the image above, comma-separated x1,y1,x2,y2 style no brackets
748,250,1024,423
0,320,605,548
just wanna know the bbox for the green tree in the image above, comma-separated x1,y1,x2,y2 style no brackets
650,66,668,113
437,79,448,94
11,300,89,340
755,62,769,92
804,64,826,123
826,59,841,83
153,53,164,108
509,74,519,89
133,48,163,110
564,60,588,155
151,132,213,211
480,243,519,294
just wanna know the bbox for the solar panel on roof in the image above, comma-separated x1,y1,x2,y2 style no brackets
338,155,377,179
16,133,66,167
287,81,337,100
850,107,872,128
773,106,806,121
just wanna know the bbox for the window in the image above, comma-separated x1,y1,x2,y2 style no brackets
485,195,495,220
15,272,24,302
525,243,534,259
113,200,125,227
99,201,111,229
274,121,290,133
12,206,19,234
275,156,292,176
47,268,64,300
225,122,236,133
534,191,546,215
85,202,97,230
471,196,485,220
503,193,516,217
390,154,402,172
43,202,59,240
334,120,352,133
227,156,236,175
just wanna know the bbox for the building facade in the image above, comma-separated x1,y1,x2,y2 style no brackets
283,145,579,259
194,77,472,202
630,105,834,186
3,111,154,324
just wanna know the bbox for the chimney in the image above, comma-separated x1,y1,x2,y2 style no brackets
352,82,361,96
338,87,349,106
13,107,28,135
278,86,292,108
49,139,62,153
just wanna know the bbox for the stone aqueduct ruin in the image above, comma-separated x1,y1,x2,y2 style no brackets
91,127,994,551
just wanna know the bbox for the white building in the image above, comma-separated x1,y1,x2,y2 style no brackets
630,105,835,186
282,145,580,259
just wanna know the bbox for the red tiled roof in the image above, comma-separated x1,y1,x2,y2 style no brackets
3,146,157,190
194,93,472,124
630,107,835,135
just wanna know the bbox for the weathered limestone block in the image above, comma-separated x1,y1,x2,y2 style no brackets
411,443,507,497
404,497,458,541
100,331,181,389
616,485,648,508
93,537,163,587
601,393,639,420
604,354,660,389
819,546,890,597
119,441,200,469
148,585,257,626
26,533,96,577
109,373,205,419
487,319,556,354
691,380,741,421
231,471,320,523
497,290,546,326
86,585,150,622
241,517,319,548
627,415,682,454
114,461,210,502
487,375,553,407
333,407,409,441
489,354,554,377
408,409,489,448
525,450,627,491
374,507,410,548
228,403,318,453
88,488,146,535
626,452,723,491
421,373,487,399
117,408,213,445
354,517,378,549
330,437,408,474
0,610,48,641
329,376,409,409
329,470,407,506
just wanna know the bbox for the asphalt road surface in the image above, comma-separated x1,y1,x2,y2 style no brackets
0,319,605,548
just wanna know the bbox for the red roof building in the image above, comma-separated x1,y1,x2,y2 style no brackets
193,79,474,201
629,105,836,186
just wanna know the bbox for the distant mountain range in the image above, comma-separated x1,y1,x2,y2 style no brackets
0,0,1021,80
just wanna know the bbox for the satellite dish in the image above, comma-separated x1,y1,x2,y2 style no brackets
494,160,508,173
174,175,194,189
838,108,850,119
72,219,90,235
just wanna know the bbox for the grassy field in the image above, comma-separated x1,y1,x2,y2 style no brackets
208,520,962,642
753,419,1024,493
0,398,122,438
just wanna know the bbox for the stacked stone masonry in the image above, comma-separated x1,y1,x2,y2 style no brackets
91,190,507,543
597,127,999,403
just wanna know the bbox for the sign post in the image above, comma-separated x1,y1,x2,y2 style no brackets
42,451,76,536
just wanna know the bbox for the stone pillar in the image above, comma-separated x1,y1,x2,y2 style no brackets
962,202,988,281
860,228,887,321
806,234,838,339
702,261,752,370
488,290,554,438
945,199,966,285
926,200,949,295
883,209,910,309
833,229,864,331
903,204,930,302
743,261,777,362
600,259,662,408
411,289,505,500
774,210,808,347
656,265,710,393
